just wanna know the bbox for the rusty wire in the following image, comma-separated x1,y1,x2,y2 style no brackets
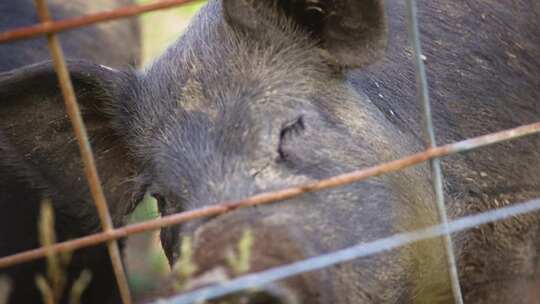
0,0,199,44
0,121,539,270
158,195,540,303
405,0,463,302
32,0,132,303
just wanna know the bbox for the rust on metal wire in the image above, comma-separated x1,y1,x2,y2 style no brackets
0,121,539,270
0,0,198,44
33,0,132,303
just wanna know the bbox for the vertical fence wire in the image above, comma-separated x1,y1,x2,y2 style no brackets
405,1,464,303
32,1,132,303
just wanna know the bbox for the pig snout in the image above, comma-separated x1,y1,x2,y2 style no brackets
204,284,299,304
179,209,325,304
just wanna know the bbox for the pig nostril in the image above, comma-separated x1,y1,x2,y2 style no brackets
214,292,284,304
242,291,287,304
212,285,298,304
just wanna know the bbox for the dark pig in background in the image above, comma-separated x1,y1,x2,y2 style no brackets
353,1,540,303
0,0,141,71
2,0,540,303
0,0,141,303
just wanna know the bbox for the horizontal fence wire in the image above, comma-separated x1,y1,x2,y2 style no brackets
405,0,464,302
0,0,199,44
157,196,540,304
33,0,134,302
0,121,539,270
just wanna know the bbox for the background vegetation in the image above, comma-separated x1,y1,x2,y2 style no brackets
135,0,206,63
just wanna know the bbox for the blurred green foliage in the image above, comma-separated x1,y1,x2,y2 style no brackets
128,194,160,223
126,195,170,299
136,0,205,14
135,0,206,63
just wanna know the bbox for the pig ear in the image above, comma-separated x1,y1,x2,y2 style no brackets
223,0,388,68
0,60,140,228
0,60,130,103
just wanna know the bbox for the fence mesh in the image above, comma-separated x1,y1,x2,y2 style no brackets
1,1,539,304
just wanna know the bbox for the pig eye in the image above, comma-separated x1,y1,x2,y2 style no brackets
277,116,305,160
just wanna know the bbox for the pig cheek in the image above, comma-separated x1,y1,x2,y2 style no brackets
254,165,314,190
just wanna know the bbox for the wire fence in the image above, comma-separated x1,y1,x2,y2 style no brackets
1,1,539,304
405,1,462,301
159,196,540,304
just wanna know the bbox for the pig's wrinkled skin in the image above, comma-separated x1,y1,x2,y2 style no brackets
0,0,141,303
1,0,540,303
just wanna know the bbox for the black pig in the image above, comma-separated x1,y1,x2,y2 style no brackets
2,0,540,303
0,0,140,303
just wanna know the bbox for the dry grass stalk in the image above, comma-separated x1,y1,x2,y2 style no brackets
0,277,11,304
36,200,92,303
172,236,198,291
35,274,54,304
225,230,254,275
69,270,93,304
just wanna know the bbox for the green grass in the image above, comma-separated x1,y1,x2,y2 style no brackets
126,195,170,299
